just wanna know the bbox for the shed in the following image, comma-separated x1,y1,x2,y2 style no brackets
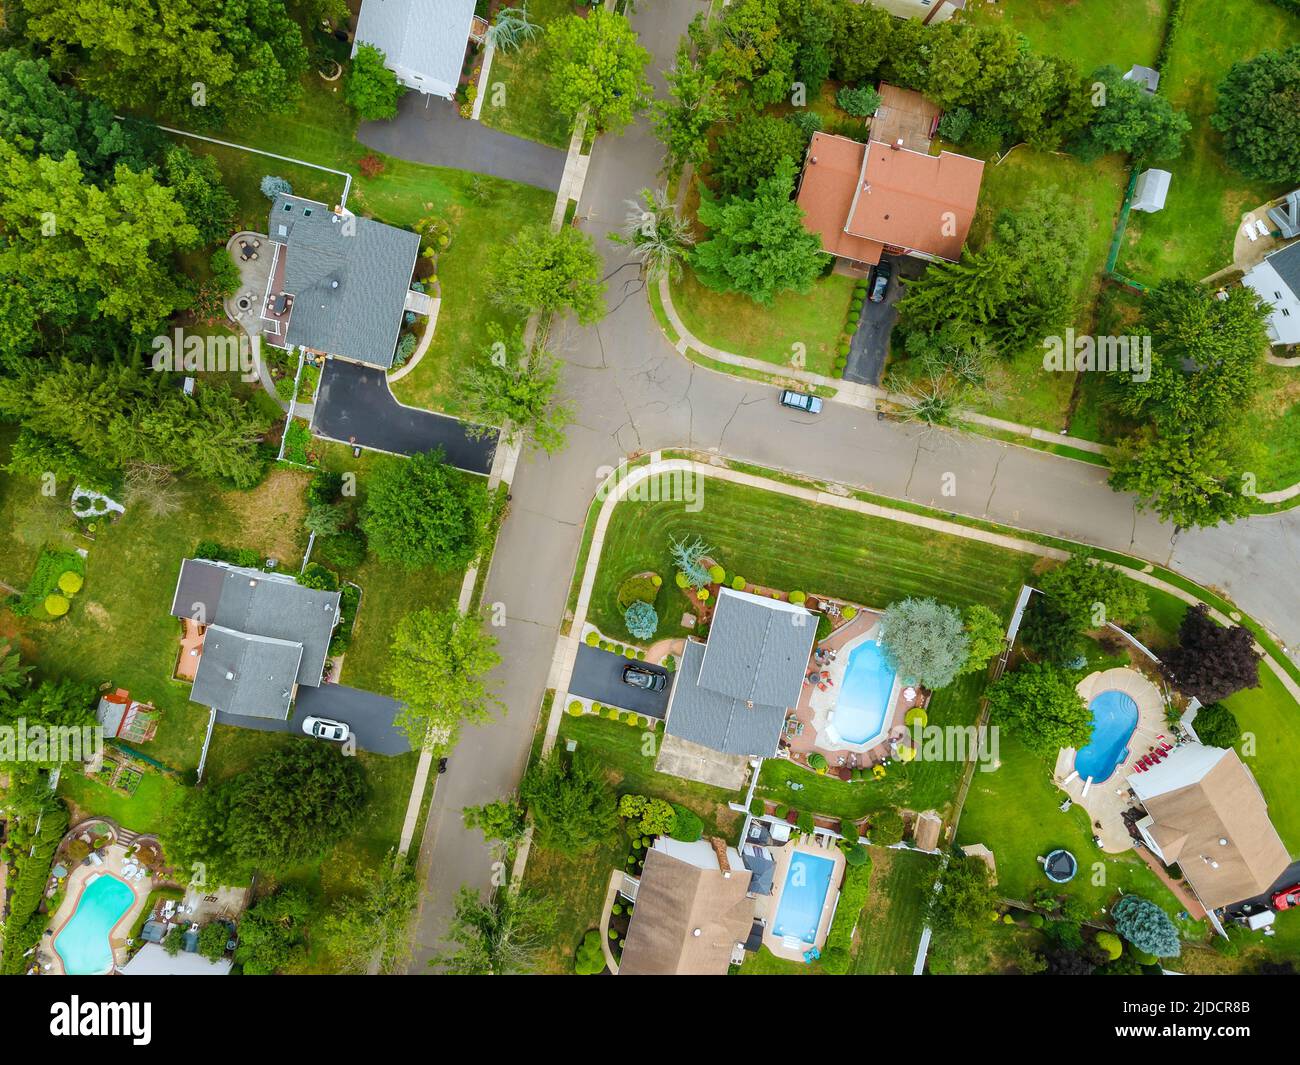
1132,169,1172,213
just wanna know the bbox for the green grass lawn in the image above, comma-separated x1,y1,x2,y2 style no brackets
962,0,1169,75
58,768,188,837
1224,667,1300,854
478,0,577,148
1240,365,1300,494
852,846,937,974
1117,0,1298,283
669,267,857,378
587,474,1037,644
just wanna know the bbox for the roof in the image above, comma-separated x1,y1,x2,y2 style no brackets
618,847,754,975
1264,239,1300,298
119,943,232,976
797,133,984,263
1124,64,1161,92
741,846,776,895
190,626,304,720
96,693,130,738
269,194,420,368
1267,190,1300,239
663,640,787,757
698,588,817,708
354,0,476,98
1129,746,1290,911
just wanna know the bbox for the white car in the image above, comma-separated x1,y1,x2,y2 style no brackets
302,716,350,742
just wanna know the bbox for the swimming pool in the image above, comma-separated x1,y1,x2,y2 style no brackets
772,850,835,944
54,873,135,975
1074,689,1139,782
829,640,897,746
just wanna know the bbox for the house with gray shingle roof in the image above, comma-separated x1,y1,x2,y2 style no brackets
656,589,817,788
1242,240,1300,347
261,194,421,369
169,559,341,719
354,0,480,100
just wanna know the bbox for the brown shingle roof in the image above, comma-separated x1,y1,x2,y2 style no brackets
1140,749,1290,911
796,133,984,264
618,848,754,975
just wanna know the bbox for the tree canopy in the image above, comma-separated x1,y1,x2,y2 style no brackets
520,748,619,855
986,661,1092,757
1078,66,1190,161
879,597,970,690
1160,603,1260,704
345,44,404,121
489,224,606,325
546,9,652,134
1211,45,1300,183
433,887,557,975
462,328,572,455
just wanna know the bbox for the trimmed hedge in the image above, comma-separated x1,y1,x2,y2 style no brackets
670,804,704,842
821,856,872,974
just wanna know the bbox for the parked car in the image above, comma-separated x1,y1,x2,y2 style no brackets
622,665,667,692
869,260,893,303
302,716,350,742
1272,883,1300,910
779,389,823,414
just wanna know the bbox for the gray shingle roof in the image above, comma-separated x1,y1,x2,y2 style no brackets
662,640,788,757
190,625,304,720
270,194,420,368
1268,240,1300,297
697,589,817,708
354,0,477,98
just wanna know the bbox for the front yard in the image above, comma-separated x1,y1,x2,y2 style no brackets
477,0,577,149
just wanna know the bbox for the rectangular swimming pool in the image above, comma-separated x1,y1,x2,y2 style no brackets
772,850,835,944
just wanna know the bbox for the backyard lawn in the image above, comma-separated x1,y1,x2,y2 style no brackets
478,0,577,149
851,846,937,974
58,769,188,837
1116,0,1298,283
962,0,1169,75
669,267,857,378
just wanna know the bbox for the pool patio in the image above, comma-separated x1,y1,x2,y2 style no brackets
756,835,846,962
1053,667,1170,852
41,841,155,975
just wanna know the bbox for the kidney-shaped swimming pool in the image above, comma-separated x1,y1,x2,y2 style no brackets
54,873,135,975
1074,689,1139,783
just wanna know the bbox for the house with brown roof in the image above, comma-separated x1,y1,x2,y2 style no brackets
796,131,985,267
1127,744,1291,914
618,839,757,975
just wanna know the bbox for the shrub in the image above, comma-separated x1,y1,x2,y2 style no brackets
749,797,766,816
617,573,660,609
816,614,833,641
317,530,367,569
298,563,339,591
57,571,83,595
842,606,857,621
260,175,292,200
823,858,872,967
708,564,725,583
844,843,869,867
839,820,859,845
808,752,828,772
1191,702,1242,748
674,571,688,589
358,153,386,178
1026,913,1045,929
568,700,584,716
731,575,745,590
619,794,676,835
210,248,241,296
605,708,619,720
624,600,659,640
869,809,904,846
394,333,419,365
585,631,600,646
1112,895,1181,958
669,804,703,842
1095,931,1124,961
44,594,69,617
663,655,676,672
789,590,806,604
938,106,973,143
775,805,789,819
697,588,709,601
796,810,815,835
837,85,881,117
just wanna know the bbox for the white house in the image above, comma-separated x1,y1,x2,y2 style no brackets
866,0,965,23
353,0,478,100
1242,241,1300,347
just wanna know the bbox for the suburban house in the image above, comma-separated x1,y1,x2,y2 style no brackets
1126,744,1291,916
656,588,817,788
618,839,757,975
1267,189,1300,239
119,943,232,976
867,0,965,24
261,193,423,369
353,0,483,100
168,559,341,721
1242,240,1300,347
796,129,985,267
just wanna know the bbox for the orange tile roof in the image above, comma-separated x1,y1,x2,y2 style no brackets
797,133,984,264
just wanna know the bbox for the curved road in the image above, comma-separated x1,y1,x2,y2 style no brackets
406,0,1300,968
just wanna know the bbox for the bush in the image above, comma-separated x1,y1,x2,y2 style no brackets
1112,895,1181,958
624,600,659,640
298,562,339,592
210,248,241,296
669,804,703,842
605,708,619,720
731,575,746,590
617,573,660,609
585,631,600,646
839,820,859,844
1095,931,1124,961
823,858,872,967
789,590,806,604
869,809,904,846
663,655,676,672
749,797,766,816
697,589,709,601
316,530,367,570
394,333,419,365
674,571,688,589
844,843,869,867
1191,702,1242,748
44,594,69,617
260,175,292,200
842,605,857,621
938,107,973,143
796,810,815,835
808,752,828,772
57,571,83,595
568,700,584,716
708,564,725,583
775,805,789,819
816,614,833,641
837,85,881,117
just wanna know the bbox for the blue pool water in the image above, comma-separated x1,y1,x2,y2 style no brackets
54,874,134,975
1074,689,1139,782
832,640,897,744
772,851,836,943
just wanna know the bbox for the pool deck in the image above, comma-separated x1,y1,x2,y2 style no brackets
758,837,846,963
41,842,155,976
1053,667,1170,853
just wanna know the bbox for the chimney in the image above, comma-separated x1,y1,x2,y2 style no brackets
709,837,731,873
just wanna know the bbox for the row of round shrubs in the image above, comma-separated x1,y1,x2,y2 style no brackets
583,630,647,660
44,570,84,618
566,700,660,731
833,279,871,378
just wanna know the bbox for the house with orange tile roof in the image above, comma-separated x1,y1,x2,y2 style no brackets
795,131,985,267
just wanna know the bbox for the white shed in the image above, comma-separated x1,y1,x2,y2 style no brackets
1132,168,1172,213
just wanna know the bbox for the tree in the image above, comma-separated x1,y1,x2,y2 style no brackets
164,148,237,248
574,929,606,975
960,605,1005,674
304,500,352,537
879,597,970,690
692,157,829,305
462,328,572,454
780,0,835,95
15,0,308,125
927,853,997,941
361,450,490,571
546,9,652,134
1037,555,1149,632
1110,425,1254,530
668,534,713,590
233,889,310,975
520,748,619,855
489,224,606,324
610,188,696,283
345,44,405,121
1161,603,1260,703
320,858,420,973
433,886,557,975
830,0,894,83
1190,701,1242,748
1112,895,1181,958
711,113,806,198
618,793,677,836
463,798,527,845
387,608,503,751
652,45,728,180
624,600,659,640
0,678,97,767
163,927,187,957
164,785,245,888
1077,66,1190,161
486,6,540,53
1211,45,1300,182
836,85,881,117
197,922,229,961
693,0,796,108
225,743,368,867
986,661,1092,757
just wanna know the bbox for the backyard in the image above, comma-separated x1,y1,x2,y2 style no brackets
478,0,577,149
851,846,937,974
962,0,1169,75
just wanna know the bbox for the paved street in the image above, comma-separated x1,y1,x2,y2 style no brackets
567,646,673,718
407,0,1300,968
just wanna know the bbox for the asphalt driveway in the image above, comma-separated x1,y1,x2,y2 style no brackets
358,95,566,192
215,683,410,755
313,358,497,474
843,255,920,385
568,645,673,718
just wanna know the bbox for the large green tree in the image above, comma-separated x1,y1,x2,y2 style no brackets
546,9,651,134
520,748,619,855
386,607,503,751
433,886,557,975
692,0,796,108
345,44,404,121
320,859,420,974
711,113,806,199
1110,426,1254,530
879,597,970,690
489,224,606,325
692,156,829,305
1077,66,1190,161
462,328,572,455
986,661,1092,757
233,889,310,975
1211,45,1300,182
652,45,728,179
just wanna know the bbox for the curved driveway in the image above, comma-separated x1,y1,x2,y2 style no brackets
406,0,1300,968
